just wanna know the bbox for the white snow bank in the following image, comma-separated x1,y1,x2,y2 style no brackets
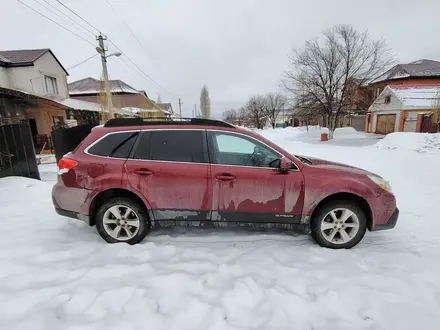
2,131,440,329
377,132,440,153
254,126,327,141
333,127,361,138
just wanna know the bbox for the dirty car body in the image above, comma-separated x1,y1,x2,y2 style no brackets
52,118,398,248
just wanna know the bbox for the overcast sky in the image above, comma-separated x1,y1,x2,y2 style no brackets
2,0,440,117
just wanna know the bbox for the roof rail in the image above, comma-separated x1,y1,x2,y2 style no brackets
104,117,235,128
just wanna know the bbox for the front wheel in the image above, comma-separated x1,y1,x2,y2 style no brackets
311,201,367,249
95,197,150,244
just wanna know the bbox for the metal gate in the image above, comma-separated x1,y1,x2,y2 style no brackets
51,123,95,163
421,114,439,133
0,121,40,180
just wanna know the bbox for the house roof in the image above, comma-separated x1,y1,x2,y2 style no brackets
68,77,139,95
0,48,68,75
157,102,173,113
60,98,131,116
389,85,440,109
370,59,440,84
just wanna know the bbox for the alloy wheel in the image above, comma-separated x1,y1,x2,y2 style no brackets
103,205,140,241
320,208,360,244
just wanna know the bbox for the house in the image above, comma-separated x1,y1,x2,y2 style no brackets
366,85,440,134
68,77,166,117
157,102,174,115
0,48,69,100
0,48,133,153
365,59,440,106
0,49,72,147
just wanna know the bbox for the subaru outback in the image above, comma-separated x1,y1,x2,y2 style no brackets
52,118,398,249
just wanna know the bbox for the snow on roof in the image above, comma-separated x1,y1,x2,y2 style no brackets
68,77,139,95
60,98,131,116
390,86,440,108
122,107,164,114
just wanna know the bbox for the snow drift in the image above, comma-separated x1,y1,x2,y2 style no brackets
1,128,440,330
376,132,440,153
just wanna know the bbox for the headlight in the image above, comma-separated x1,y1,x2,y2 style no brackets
367,175,392,192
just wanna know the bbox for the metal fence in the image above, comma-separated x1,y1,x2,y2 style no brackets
51,123,95,163
0,121,40,180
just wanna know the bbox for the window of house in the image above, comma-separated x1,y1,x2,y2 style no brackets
211,132,280,168
88,132,139,158
385,95,391,104
375,87,381,97
44,75,59,95
133,130,205,163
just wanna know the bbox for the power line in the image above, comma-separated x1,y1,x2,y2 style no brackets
109,56,138,79
107,39,178,98
53,0,101,34
104,0,150,56
16,0,95,47
20,0,178,99
39,0,96,37
67,53,98,70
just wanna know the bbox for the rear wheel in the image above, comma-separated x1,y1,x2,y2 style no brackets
95,197,150,244
311,200,367,249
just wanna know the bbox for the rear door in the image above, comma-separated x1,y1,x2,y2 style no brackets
208,130,304,223
124,129,211,221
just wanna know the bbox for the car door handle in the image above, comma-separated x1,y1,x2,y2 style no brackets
133,168,154,176
215,173,236,181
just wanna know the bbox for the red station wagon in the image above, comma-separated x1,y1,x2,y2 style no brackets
52,118,398,249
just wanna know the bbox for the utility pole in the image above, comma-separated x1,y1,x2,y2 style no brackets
97,34,113,119
193,104,196,118
178,98,183,118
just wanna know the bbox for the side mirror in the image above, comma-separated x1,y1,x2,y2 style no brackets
269,157,292,172
279,157,293,171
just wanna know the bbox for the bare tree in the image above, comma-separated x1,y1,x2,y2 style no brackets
200,85,211,119
244,95,268,129
266,92,287,128
283,24,394,138
432,91,440,132
223,108,238,123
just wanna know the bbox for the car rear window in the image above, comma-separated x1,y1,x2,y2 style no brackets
87,131,138,158
133,130,205,163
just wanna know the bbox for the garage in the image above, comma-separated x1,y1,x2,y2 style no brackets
376,114,396,134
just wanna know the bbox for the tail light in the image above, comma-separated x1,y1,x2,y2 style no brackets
58,158,78,174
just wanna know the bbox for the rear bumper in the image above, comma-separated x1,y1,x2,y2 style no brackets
371,208,399,231
55,207,91,225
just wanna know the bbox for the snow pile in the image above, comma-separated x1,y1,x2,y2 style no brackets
333,127,363,138
377,132,440,153
36,154,56,164
254,126,326,142
2,129,440,329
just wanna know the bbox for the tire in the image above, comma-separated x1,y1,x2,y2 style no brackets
95,197,150,244
311,200,367,249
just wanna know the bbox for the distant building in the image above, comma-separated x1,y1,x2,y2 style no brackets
366,85,440,134
68,77,168,117
0,48,131,152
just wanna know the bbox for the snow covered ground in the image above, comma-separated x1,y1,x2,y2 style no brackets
1,128,440,330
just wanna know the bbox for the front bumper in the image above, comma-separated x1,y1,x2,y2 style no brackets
371,208,399,231
55,208,91,226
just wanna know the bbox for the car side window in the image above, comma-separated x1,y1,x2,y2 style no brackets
211,132,280,168
88,132,138,158
133,130,206,163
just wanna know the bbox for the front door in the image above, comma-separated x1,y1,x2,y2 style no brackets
207,130,304,223
125,129,211,222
